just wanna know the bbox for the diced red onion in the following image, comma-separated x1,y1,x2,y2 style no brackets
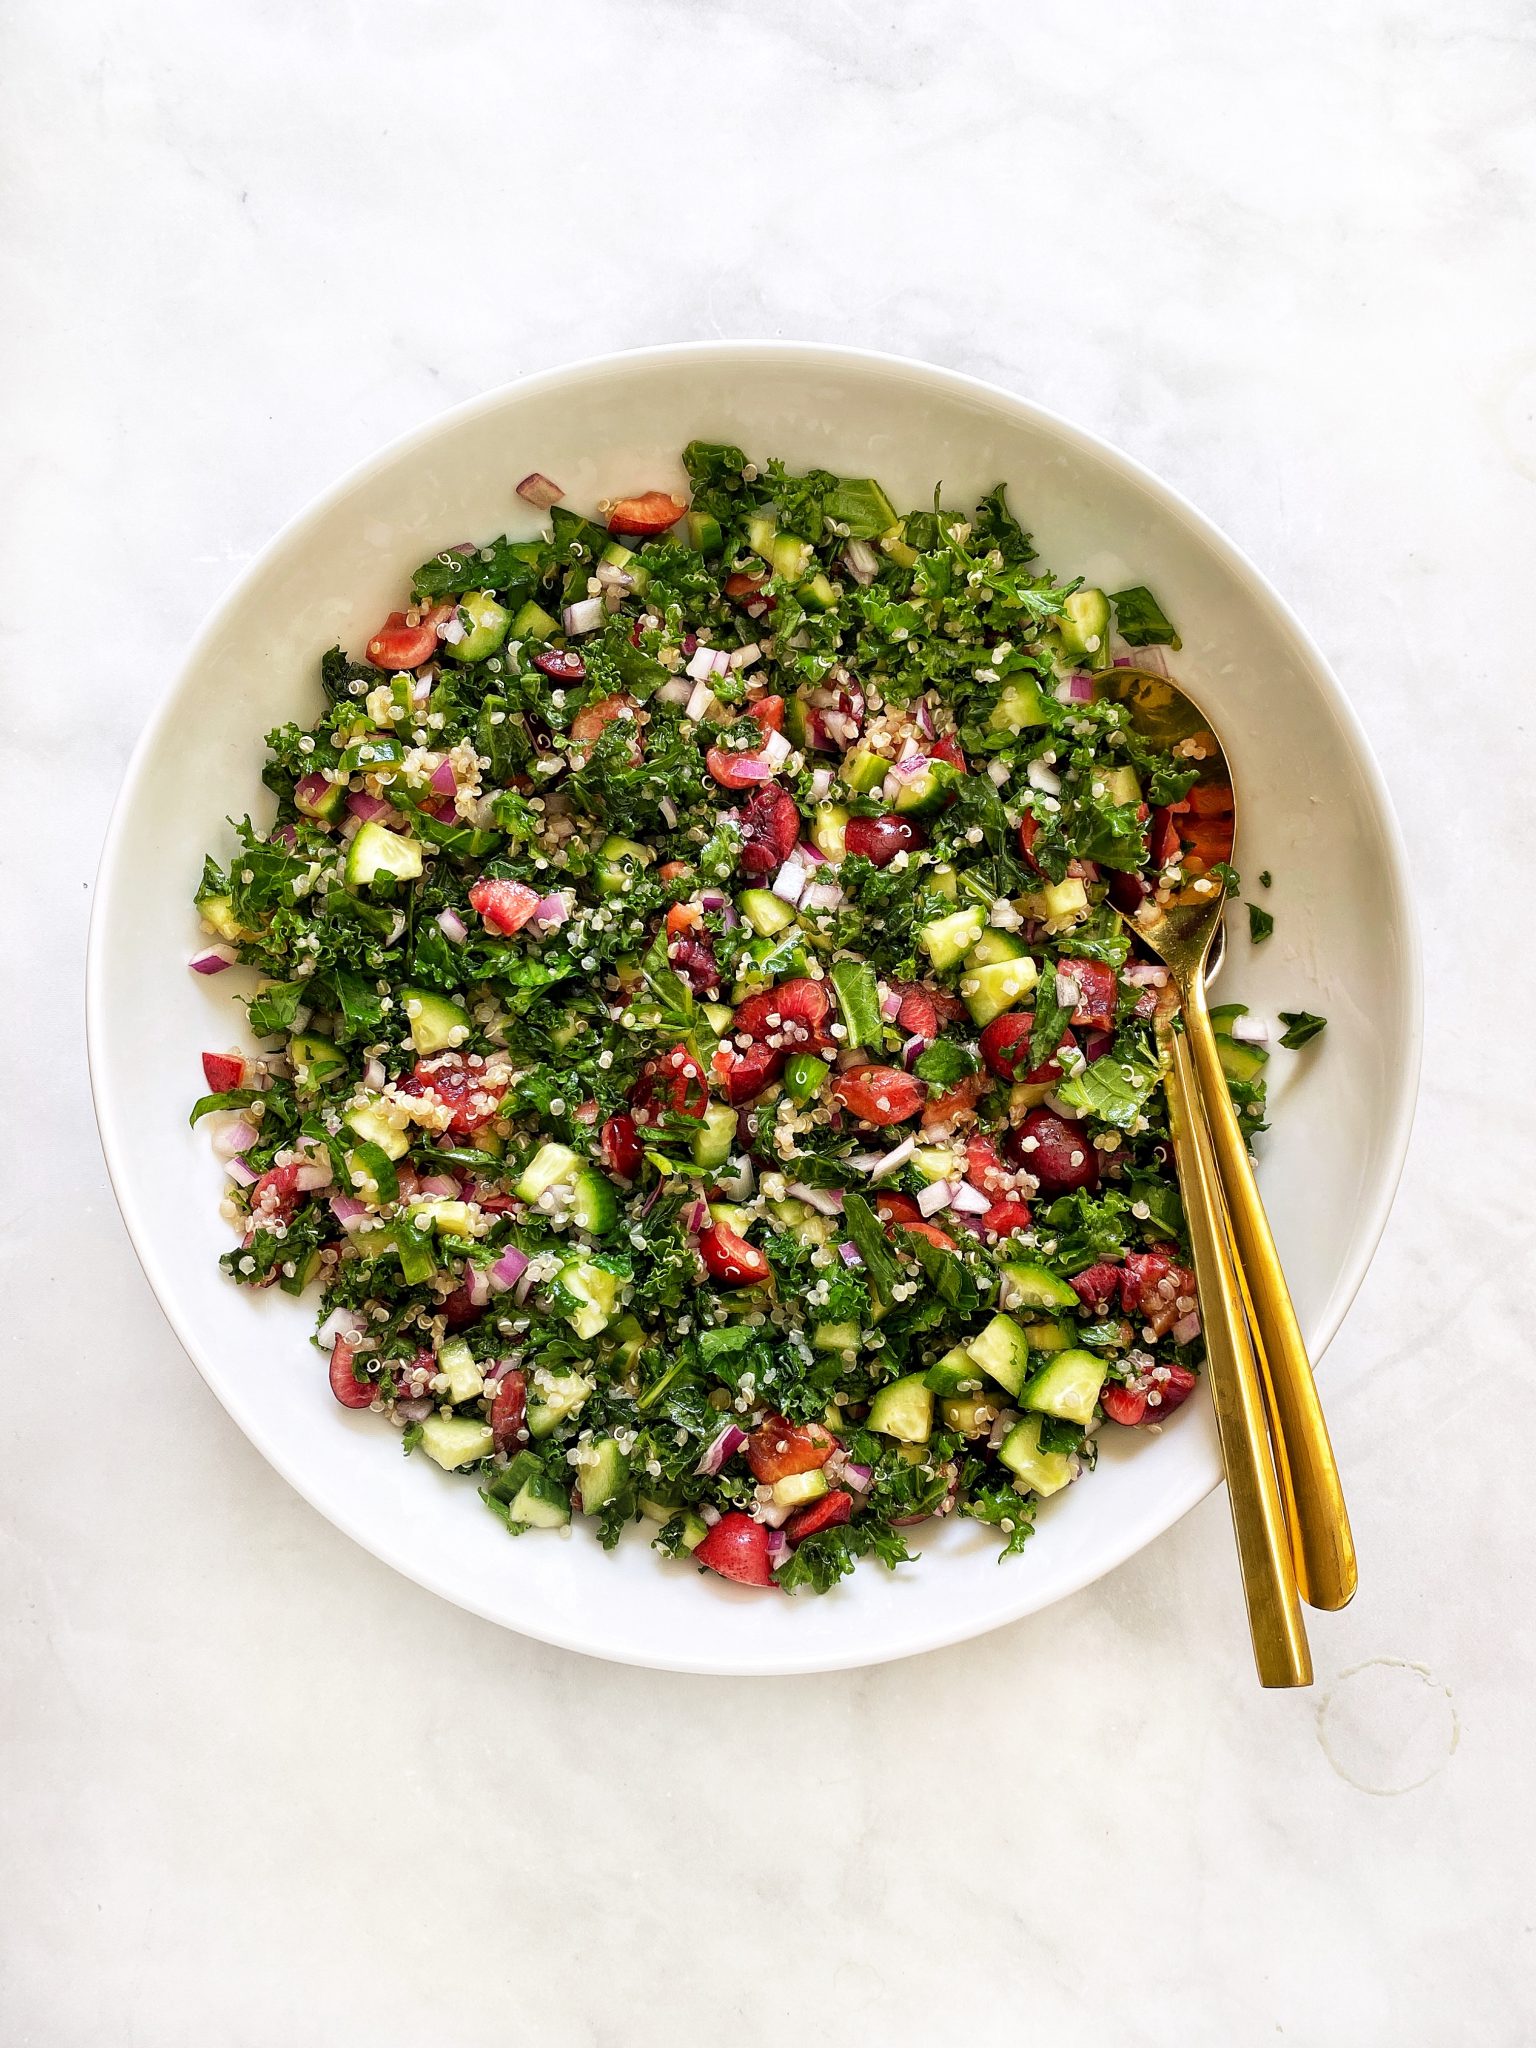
212,1117,258,1160
987,759,1011,788
411,671,434,704
1229,1014,1270,1045
914,700,937,741
362,1057,386,1090
687,645,721,682
761,728,792,769
869,1134,918,1181
436,907,467,944
655,676,694,707
729,642,761,670
270,823,298,851
563,597,604,636
516,472,564,509
225,1157,258,1187
329,1194,369,1231
189,944,237,975
843,1462,875,1493
1172,1310,1203,1345
488,1244,530,1293
765,1528,791,1569
466,1265,492,1308
685,678,718,723
1122,962,1169,987
295,1158,334,1193
916,1179,952,1217
683,1198,710,1235
1115,644,1168,675
842,538,878,585
429,758,457,796
347,792,396,824
715,1156,755,1200
771,859,808,906
837,1241,863,1268
878,986,904,1022
800,881,844,911
532,891,571,926
512,1267,537,1305
439,614,466,646
1067,672,1096,703
396,1395,435,1423
901,1033,930,1069
417,1173,459,1199
988,1406,1019,1450
808,768,834,804
595,561,634,590
699,1503,722,1527
1028,758,1063,795
950,1181,991,1215
759,1502,792,1531
785,1182,844,1217
694,1423,747,1477
658,795,678,828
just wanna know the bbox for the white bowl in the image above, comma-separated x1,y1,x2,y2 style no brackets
88,343,1420,1674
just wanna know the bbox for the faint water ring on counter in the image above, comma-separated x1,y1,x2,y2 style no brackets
1315,1657,1459,1796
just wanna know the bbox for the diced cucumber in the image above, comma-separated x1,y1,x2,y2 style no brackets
514,1141,579,1202
596,834,653,895
576,1438,629,1515
911,1145,960,1185
1059,588,1111,664
925,1343,985,1396
445,590,511,663
783,1052,831,1103
866,1373,934,1444
402,986,470,1055
345,819,423,892
506,1472,572,1529
879,526,919,569
419,1414,494,1471
783,695,818,751
988,679,1051,733
703,1002,735,1035
553,1258,623,1339
959,955,1038,1026
509,598,559,641
338,734,403,774
409,1198,478,1237
919,905,985,971
1218,1037,1268,1085
706,1201,751,1234
1105,764,1142,806
964,1312,1032,1399
771,1200,833,1247
799,571,838,612
393,1219,437,1285
739,888,798,937
606,1313,647,1376
677,1510,710,1553
998,1414,1075,1497
289,1034,345,1090
811,804,850,861
824,477,898,539
770,533,814,584
965,927,1031,968
344,1097,409,1159
1023,1318,1073,1351
436,1338,484,1405
526,1371,593,1438
549,1017,583,1052
295,775,347,824
1041,877,1089,922
941,1393,1007,1437
829,959,882,1049
691,1103,739,1170
841,748,889,796
999,1261,1081,1311
747,513,780,562
599,540,649,597
570,1167,619,1235
686,510,723,555
195,893,244,943
771,1468,828,1510
812,1320,861,1355
1022,1348,1107,1427
891,759,962,818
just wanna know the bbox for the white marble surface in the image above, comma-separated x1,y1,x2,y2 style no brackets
2,1,1532,2040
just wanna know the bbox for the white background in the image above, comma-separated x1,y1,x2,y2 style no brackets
3,2,1533,2042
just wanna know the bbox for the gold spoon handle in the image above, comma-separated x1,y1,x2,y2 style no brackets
1163,1025,1312,1686
1182,976,1358,1612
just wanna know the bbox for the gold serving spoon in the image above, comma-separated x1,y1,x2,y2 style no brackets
1099,666,1357,1620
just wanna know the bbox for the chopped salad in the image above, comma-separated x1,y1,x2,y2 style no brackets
190,443,1286,1596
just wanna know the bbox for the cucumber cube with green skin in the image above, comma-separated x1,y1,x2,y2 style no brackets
987,679,1052,734
419,1414,494,1471
1041,877,1089,922
813,1320,861,1355
964,1313,1032,1398
830,959,883,1049
999,1261,1081,1311
798,571,838,612
345,820,423,892
515,1142,580,1202
866,1373,934,1444
739,888,798,937
195,893,244,943
576,1438,629,1515
1105,764,1142,806
965,928,1031,968
596,835,653,895
706,1200,752,1234
1022,1349,1109,1426
295,776,348,824
925,1344,985,1396
998,1415,1074,1496
1059,587,1111,664
879,526,919,569
509,598,559,642
891,759,962,818
554,1258,624,1339
783,1052,831,1103
1207,1004,1248,1036
599,540,649,597
1024,1318,1073,1351
526,1371,593,1438
436,1338,484,1404
686,509,723,555
394,1220,438,1285
338,734,404,774
747,513,779,562
606,1314,647,1375
1218,1038,1268,1085
410,1198,479,1238
811,804,850,860
824,477,898,539
402,986,470,1055
959,956,1038,1027
345,1097,409,1159
770,533,814,584
289,1033,345,1091
919,906,985,971
506,1473,572,1529
570,1167,619,1235
841,749,890,796
911,1145,960,1185
443,591,512,663
691,1103,739,1170
702,1001,735,1035
676,1510,711,1553
771,1468,828,1510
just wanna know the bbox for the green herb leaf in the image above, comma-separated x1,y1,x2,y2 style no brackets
1109,585,1182,650
1277,1010,1327,1049
913,1039,980,1089
840,1193,899,1308
1246,902,1275,945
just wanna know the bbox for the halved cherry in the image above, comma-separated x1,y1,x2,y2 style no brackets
921,1073,985,1130
698,1222,770,1287
607,491,687,537
247,1163,301,1233
978,1011,1062,1081
737,784,800,877
930,734,967,773
631,1044,708,1120
713,1042,784,1104
894,1218,959,1253
833,1064,926,1125
693,1510,776,1587
1018,810,1043,870
601,1113,643,1181
843,814,927,868
873,1191,924,1227
1007,1107,1099,1192
982,1200,1033,1239
365,607,446,671
746,1414,837,1484
706,746,777,790
1148,803,1185,868
1067,961,1117,1032
328,1335,375,1409
785,1490,854,1544
570,691,641,760
748,696,785,734
533,647,586,681
668,926,720,994
725,570,774,611
894,988,939,1040
408,1052,505,1136
438,1282,485,1331
490,1367,528,1455
1102,1362,1198,1426
201,1050,246,1092
731,976,832,1048
1101,1384,1149,1426
963,1134,1012,1195
1069,1261,1122,1311
469,877,542,934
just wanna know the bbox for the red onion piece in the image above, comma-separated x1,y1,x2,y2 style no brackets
1121,962,1169,987
655,677,693,708
878,987,904,1022
295,1158,334,1193
429,758,457,796
765,1528,791,1570
785,1182,844,1217
1229,1014,1270,1045
729,642,761,670
800,881,844,912
225,1157,258,1187
916,1180,953,1217
950,1181,991,1215
512,1267,537,1305
189,944,237,975
396,1395,435,1423
1029,759,1063,795
842,538,878,585
516,472,564,509
436,907,467,944
659,795,678,828
1171,1310,1203,1346
699,1503,722,1528
563,597,604,636
489,1244,530,1293
694,1423,747,1477
362,1057,386,1091
760,729,792,769
771,859,808,906
329,1194,369,1230
1067,672,1095,703
532,891,571,926
466,1265,492,1308
868,1134,918,1181
837,1241,863,1268
758,1501,792,1531
212,1118,258,1160
841,1461,874,1491
347,792,397,824
416,1173,459,1199
914,699,936,740
683,1198,710,1235
900,1033,930,1069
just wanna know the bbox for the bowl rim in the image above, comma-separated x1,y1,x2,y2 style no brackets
86,340,1423,1672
